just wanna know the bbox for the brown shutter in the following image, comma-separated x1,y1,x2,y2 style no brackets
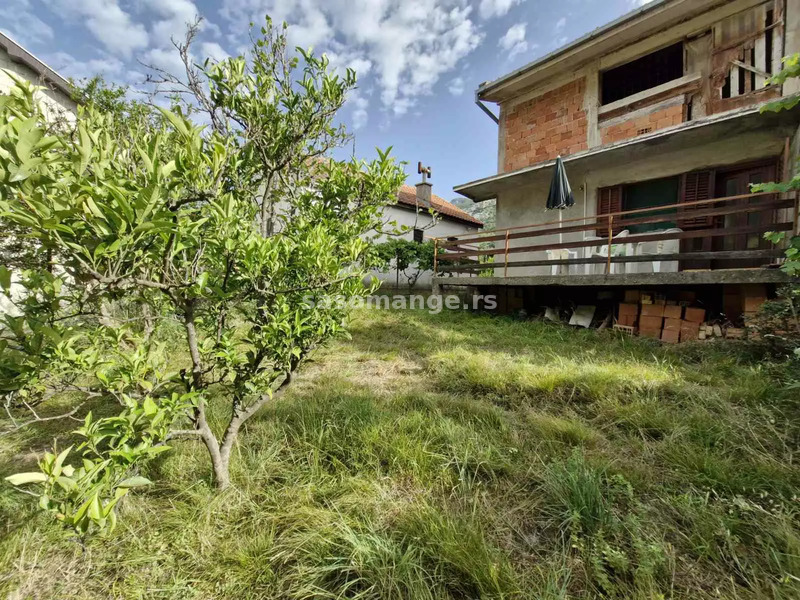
596,185,623,236
678,170,715,229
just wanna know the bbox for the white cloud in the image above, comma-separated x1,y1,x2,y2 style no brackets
44,0,149,59
448,76,465,96
142,46,188,77
48,51,126,81
631,0,654,6
200,42,229,62
348,89,369,130
139,0,208,49
220,0,483,122
0,0,54,46
478,0,523,19
499,22,527,59
325,49,373,80
555,17,566,31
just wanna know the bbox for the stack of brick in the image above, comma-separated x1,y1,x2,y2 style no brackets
615,291,706,343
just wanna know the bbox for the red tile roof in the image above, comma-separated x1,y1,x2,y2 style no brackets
395,185,483,227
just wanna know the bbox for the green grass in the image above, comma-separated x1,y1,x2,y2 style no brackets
1,307,799,599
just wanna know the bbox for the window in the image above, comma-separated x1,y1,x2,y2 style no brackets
596,176,680,235
621,177,679,234
413,228,424,243
601,42,684,105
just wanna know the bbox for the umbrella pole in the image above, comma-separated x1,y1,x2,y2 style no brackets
558,210,563,246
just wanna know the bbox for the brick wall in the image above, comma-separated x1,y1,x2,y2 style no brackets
502,78,588,172
599,102,684,145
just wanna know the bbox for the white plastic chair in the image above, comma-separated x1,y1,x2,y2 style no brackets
546,249,578,275
587,230,632,274
635,228,682,273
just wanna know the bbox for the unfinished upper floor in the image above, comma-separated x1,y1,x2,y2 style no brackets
484,0,800,174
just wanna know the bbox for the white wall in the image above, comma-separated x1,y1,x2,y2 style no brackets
0,47,76,122
1,47,78,317
371,205,480,289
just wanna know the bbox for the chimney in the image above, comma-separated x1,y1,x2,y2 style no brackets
415,180,432,208
416,162,432,208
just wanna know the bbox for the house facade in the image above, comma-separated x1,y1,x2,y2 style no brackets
373,182,483,289
0,34,76,317
0,32,76,120
442,0,800,296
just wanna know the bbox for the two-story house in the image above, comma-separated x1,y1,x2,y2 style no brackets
436,0,800,317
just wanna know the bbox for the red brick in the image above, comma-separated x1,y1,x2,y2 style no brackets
599,103,686,146
501,78,588,172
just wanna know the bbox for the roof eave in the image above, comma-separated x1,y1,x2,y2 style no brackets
477,0,721,104
0,32,73,99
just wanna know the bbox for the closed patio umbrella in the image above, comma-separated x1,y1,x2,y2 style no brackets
546,156,574,247
546,155,574,211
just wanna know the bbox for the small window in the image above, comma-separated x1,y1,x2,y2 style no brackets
413,228,424,243
601,42,684,105
620,177,680,234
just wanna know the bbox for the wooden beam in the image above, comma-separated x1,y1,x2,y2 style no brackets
731,59,769,79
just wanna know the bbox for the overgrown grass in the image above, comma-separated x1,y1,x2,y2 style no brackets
1,307,799,598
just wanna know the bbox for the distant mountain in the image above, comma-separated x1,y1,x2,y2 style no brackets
450,196,496,230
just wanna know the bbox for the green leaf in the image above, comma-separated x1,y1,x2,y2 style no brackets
78,123,92,175
52,446,72,478
55,476,77,491
142,396,158,417
156,106,191,138
117,476,152,488
5,472,47,485
0,266,11,291
88,494,102,520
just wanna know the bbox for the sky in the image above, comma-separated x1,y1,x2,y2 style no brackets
1,0,653,201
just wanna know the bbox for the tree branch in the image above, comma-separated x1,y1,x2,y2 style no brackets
1,402,85,437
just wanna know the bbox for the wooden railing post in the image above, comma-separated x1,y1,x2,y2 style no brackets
794,190,800,235
433,238,439,275
504,231,510,277
606,214,613,275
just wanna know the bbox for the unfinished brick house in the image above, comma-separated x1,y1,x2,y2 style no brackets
436,0,800,325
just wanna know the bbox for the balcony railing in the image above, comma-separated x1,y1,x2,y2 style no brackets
433,191,799,277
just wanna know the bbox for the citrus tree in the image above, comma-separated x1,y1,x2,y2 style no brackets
756,53,800,275
0,18,404,534
375,238,435,290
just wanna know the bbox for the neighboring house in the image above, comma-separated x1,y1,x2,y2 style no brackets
439,0,800,315
0,32,76,120
374,181,483,289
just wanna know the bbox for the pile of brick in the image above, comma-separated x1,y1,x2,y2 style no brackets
615,290,706,344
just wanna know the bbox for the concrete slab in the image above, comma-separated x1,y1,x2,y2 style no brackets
433,269,794,290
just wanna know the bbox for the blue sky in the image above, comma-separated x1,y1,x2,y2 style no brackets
1,0,650,200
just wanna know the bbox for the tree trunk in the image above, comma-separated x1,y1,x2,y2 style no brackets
183,301,232,489
202,428,230,490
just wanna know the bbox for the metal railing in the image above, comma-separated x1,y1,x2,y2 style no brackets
433,191,799,276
